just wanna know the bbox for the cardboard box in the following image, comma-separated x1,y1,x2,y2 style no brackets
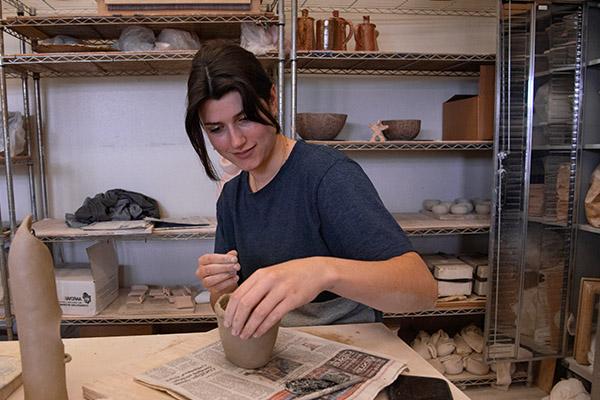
54,241,119,316
97,0,262,15
442,64,495,141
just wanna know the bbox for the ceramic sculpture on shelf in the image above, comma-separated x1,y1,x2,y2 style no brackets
369,120,389,142
8,215,68,400
214,293,279,369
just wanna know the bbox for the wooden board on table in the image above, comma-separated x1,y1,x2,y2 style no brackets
0,356,22,400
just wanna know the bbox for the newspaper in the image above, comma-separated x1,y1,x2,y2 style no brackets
135,328,407,400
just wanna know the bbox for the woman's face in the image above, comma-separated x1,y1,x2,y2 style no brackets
199,91,277,174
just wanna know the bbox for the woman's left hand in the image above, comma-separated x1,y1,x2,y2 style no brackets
223,258,330,339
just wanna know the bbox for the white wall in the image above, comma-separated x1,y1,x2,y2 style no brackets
0,13,496,286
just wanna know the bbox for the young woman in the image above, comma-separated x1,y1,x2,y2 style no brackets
185,41,437,340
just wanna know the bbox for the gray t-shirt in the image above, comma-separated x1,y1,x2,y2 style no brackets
214,140,413,325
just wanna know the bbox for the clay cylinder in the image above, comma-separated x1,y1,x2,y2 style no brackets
297,9,315,51
354,15,379,51
8,215,68,400
214,293,279,369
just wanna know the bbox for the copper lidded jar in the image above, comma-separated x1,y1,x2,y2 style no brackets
354,15,379,51
316,10,353,51
297,9,315,51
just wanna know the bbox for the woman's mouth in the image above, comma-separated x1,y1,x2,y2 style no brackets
233,146,255,160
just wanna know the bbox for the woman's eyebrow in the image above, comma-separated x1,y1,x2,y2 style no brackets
203,110,245,126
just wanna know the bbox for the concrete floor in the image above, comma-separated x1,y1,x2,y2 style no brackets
464,384,547,400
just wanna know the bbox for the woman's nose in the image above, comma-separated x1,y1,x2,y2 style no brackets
229,126,246,148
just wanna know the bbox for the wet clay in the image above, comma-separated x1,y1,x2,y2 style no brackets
214,293,279,369
8,215,68,400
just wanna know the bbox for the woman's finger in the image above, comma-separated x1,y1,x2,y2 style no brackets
199,252,238,266
196,262,240,279
202,271,238,289
211,275,239,293
238,289,286,340
252,298,291,338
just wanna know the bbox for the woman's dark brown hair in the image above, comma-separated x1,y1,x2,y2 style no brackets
185,40,281,181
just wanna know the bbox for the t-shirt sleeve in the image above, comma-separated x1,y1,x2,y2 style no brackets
317,159,413,261
214,192,236,254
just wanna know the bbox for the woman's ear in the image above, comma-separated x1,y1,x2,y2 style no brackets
269,85,277,115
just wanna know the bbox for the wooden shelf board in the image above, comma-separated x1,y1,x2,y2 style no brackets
579,224,600,234
395,212,490,232
564,357,593,382
32,217,217,241
61,288,216,323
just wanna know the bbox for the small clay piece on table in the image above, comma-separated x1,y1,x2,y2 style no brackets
214,293,279,369
8,215,68,400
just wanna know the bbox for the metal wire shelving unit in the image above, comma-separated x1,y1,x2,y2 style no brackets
0,0,497,330
0,0,286,333
307,140,494,151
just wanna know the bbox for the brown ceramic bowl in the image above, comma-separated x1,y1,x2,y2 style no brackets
214,293,279,369
381,119,421,140
296,113,347,140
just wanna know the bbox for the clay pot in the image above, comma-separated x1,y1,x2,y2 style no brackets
296,112,347,140
297,9,315,51
214,293,279,369
380,119,421,140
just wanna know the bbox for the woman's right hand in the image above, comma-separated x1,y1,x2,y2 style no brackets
196,250,240,293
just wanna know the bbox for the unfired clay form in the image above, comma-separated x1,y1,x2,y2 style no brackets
214,293,279,369
8,215,68,400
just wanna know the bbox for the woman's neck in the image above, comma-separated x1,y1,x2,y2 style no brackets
249,135,292,192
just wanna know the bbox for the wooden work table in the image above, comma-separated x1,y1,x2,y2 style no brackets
0,323,471,399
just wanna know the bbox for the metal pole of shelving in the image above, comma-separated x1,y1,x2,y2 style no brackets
0,236,13,340
0,2,18,236
20,41,37,221
290,0,297,139
32,74,48,219
0,0,14,341
277,0,285,133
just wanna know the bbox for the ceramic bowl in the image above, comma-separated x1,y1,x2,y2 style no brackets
214,293,279,369
296,113,347,140
381,119,421,140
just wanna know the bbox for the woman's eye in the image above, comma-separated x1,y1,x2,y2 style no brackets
208,126,223,134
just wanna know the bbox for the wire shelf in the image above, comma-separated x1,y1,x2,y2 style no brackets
295,52,495,75
61,314,217,325
288,6,495,18
2,14,277,42
449,370,529,388
2,51,279,77
384,307,486,318
579,224,600,235
306,140,494,151
0,155,33,165
32,213,490,243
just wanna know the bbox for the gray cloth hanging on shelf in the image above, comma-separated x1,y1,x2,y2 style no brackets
65,188,160,228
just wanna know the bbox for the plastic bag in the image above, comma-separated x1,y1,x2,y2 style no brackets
240,23,278,55
0,112,26,156
585,163,600,227
116,26,155,51
155,29,200,50
39,35,80,45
